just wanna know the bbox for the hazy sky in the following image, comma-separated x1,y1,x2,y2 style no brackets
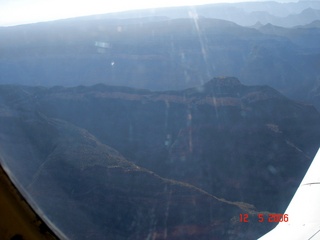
0,0,298,26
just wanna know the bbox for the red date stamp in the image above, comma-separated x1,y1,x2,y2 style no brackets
239,213,289,223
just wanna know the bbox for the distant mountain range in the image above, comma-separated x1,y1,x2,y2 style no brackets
0,78,319,239
1,14,320,110
66,0,320,27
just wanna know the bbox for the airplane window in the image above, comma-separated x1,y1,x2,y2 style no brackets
0,0,320,239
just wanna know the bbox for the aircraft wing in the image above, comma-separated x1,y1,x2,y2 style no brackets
258,148,320,240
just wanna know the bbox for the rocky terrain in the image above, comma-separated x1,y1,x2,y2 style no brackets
0,77,319,239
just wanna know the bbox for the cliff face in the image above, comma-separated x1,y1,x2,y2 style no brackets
0,78,319,239
35,77,320,209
